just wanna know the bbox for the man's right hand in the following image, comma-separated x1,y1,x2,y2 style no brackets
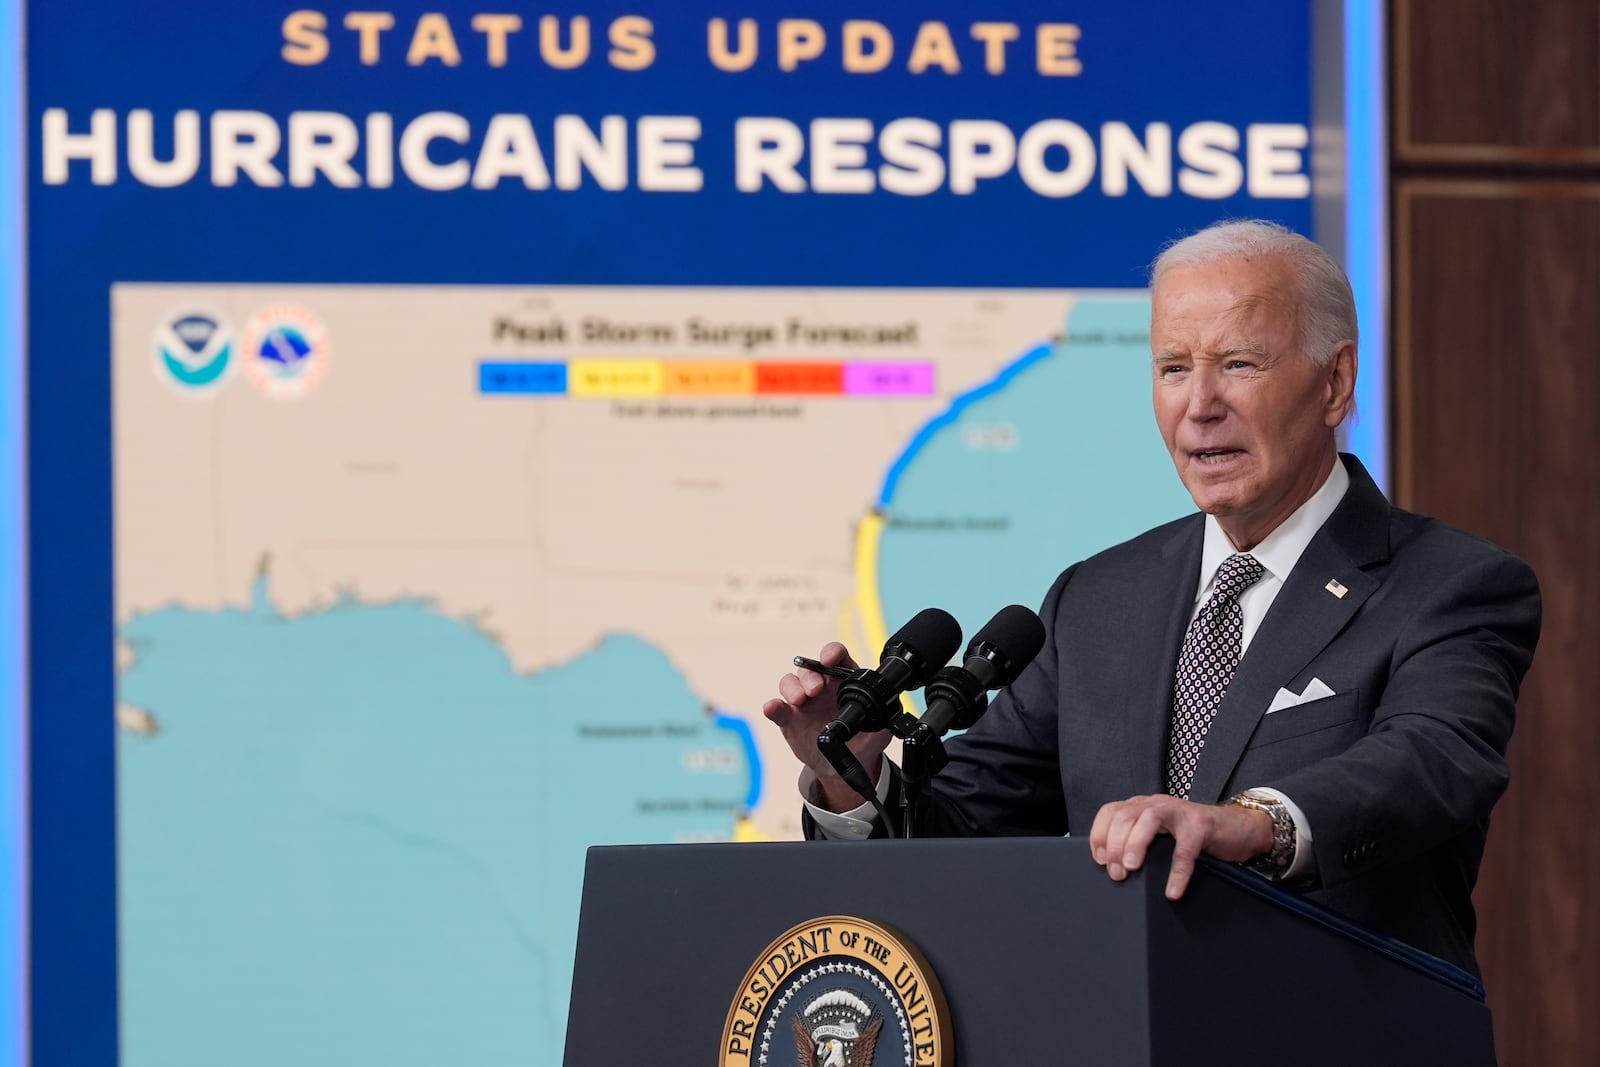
762,641,894,813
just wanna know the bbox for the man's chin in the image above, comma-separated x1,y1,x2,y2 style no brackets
1182,459,1255,501
1181,481,1243,516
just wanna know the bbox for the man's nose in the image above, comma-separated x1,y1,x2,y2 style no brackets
1185,368,1226,421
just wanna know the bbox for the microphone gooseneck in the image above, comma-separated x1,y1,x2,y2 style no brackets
902,605,1046,837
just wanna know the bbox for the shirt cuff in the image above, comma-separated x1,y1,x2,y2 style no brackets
1246,786,1315,881
799,760,892,840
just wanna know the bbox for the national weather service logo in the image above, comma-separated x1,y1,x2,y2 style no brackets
240,304,329,399
153,309,234,394
721,916,952,1067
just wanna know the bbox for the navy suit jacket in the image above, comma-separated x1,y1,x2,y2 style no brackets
812,455,1540,975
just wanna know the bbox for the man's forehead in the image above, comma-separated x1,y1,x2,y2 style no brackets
1152,292,1292,337
1151,263,1298,339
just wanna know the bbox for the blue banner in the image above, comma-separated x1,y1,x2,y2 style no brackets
27,3,1313,1062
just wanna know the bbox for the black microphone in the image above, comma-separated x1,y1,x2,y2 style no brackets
813,607,961,829
816,607,962,750
917,604,1047,740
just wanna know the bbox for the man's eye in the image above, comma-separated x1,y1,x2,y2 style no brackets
1227,359,1253,370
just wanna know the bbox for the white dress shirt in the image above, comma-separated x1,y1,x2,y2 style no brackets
1188,455,1348,879
807,456,1353,880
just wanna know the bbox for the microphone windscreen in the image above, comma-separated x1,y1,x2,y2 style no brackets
968,605,1047,685
885,607,963,685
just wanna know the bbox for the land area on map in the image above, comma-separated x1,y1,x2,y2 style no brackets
113,283,1118,834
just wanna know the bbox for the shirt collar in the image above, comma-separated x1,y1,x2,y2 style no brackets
1196,455,1351,603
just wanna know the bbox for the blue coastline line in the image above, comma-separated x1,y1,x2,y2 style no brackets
712,711,762,811
877,342,1055,508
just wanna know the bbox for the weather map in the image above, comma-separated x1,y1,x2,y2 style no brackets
112,283,1193,1065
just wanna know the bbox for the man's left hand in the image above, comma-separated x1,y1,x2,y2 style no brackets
1088,795,1274,900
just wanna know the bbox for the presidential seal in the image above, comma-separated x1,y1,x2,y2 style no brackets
720,916,952,1067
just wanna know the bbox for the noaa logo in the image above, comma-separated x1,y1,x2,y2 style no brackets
153,309,233,394
241,304,329,399
721,916,952,1067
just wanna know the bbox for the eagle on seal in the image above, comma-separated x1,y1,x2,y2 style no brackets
791,989,883,1067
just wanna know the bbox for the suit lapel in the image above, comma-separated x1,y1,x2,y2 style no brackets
1124,517,1204,795
1185,455,1391,802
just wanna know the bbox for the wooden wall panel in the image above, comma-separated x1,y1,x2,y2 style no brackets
1395,183,1600,1066
1395,0,1600,163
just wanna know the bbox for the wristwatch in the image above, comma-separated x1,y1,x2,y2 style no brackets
1228,789,1296,874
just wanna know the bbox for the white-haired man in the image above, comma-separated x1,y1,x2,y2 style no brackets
765,219,1540,976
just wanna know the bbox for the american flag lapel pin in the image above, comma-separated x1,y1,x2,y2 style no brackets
1325,578,1349,599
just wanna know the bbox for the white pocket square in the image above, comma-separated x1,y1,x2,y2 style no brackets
1266,677,1337,714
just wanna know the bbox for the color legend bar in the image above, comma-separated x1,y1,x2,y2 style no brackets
479,359,935,398
844,361,936,395
480,361,566,394
663,361,757,396
568,359,665,397
754,362,843,395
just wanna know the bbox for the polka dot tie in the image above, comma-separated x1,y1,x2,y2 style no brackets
1165,553,1266,798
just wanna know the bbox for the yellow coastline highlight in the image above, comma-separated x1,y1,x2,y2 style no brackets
853,510,890,661
567,358,664,397
851,507,926,714
733,816,771,841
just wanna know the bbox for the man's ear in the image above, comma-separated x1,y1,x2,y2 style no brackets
1324,340,1358,427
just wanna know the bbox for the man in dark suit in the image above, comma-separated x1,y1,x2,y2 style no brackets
763,219,1540,976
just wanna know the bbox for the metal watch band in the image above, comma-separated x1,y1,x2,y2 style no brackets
1229,789,1296,873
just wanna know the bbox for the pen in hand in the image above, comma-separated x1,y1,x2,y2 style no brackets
792,655,856,680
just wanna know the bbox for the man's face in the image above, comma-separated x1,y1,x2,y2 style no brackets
1150,255,1355,549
